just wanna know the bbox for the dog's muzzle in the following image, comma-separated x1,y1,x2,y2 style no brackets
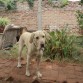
41,44,44,48
40,44,45,51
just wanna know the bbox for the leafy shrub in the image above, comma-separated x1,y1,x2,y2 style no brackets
0,17,10,26
18,0,34,9
44,28,77,60
74,36,83,48
6,0,17,10
48,0,68,8
60,0,68,8
0,0,17,10
48,0,52,5
27,0,34,8
81,0,83,4
77,11,83,29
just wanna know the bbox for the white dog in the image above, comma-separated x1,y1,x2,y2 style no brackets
17,30,50,78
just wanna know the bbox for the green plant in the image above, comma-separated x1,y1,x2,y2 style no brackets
27,0,34,8
74,36,83,48
77,11,83,29
18,0,34,9
0,0,17,10
81,0,83,4
0,17,10,26
60,0,68,5
48,0,52,5
60,0,68,8
44,28,77,60
48,0,68,8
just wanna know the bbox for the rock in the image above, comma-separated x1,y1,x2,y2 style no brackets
62,81,67,83
45,58,51,62
0,77,4,80
32,79,40,83
5,76,14,81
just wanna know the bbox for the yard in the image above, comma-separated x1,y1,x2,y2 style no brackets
0,0,83,83
0,30,83,83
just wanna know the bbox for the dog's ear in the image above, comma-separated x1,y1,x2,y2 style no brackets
30,33,35,43
43,30,51,40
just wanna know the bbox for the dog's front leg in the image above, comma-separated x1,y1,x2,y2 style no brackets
36,50,43,78
26,53,31,77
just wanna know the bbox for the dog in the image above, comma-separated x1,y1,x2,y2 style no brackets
17,30,50,78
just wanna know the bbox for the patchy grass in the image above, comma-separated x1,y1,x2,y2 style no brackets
0,44,27,59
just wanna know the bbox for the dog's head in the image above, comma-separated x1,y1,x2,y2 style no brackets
30,30,50,51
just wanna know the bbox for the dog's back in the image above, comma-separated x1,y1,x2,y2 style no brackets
19,32,31,47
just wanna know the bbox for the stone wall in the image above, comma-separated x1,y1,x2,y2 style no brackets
0,1,82,34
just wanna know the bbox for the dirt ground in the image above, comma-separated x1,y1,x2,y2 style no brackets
0,58,83,83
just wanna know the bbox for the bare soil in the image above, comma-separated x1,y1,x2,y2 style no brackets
0,58,83,83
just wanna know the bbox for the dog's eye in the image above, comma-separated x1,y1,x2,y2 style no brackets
36,37,39,40
42,36,45,38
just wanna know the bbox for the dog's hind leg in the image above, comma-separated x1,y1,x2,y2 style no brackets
17,38,24,68
26,53,31,76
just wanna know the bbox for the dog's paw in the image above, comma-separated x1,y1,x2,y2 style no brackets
17,64,22,68
26,72,31,77
37,72,42,78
